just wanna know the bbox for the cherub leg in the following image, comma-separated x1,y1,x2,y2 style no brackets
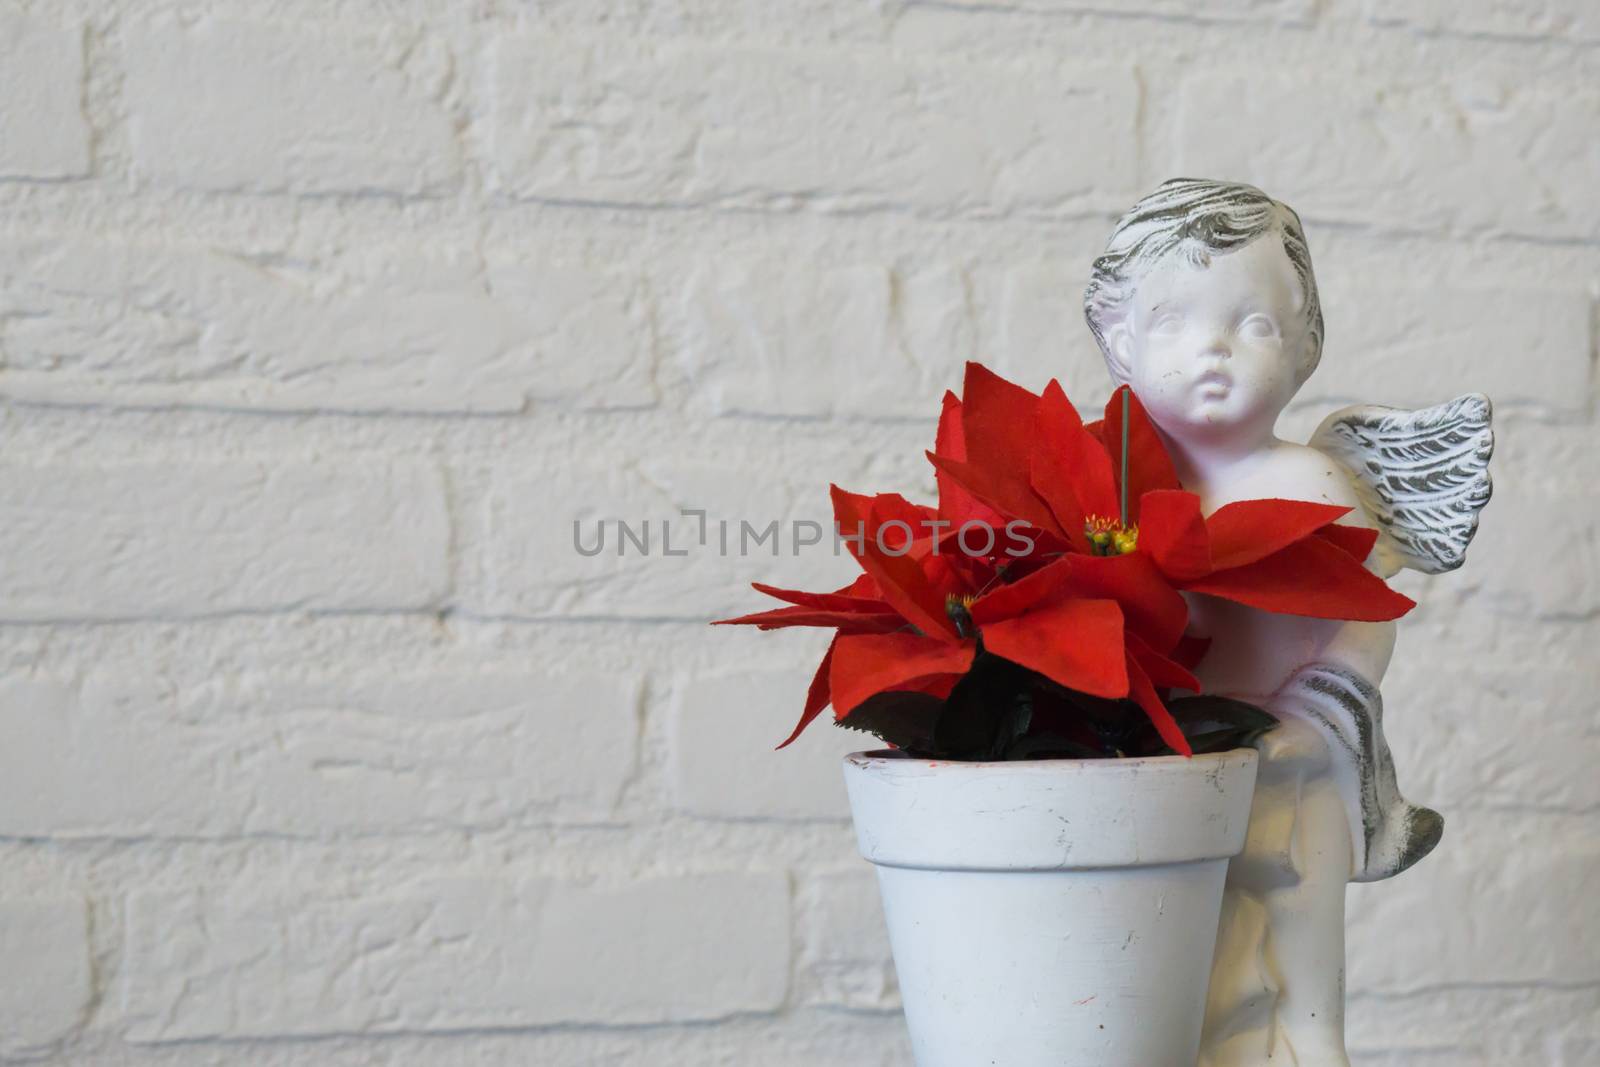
1201,718,1353,1066
1258,757,1352,1064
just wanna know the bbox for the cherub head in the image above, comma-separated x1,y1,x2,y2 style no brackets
1084,178,1323,447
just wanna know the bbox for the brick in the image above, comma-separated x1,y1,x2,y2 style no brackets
1463,482,1598,619
1175,72,1600,240
122,18,460,195
0,668,637,838
0,236,654,413
488,34,1137,213
1301,279,1591,411
0,897,93,1057
1370,0,1600,43
796,869,899,1011
680,260,974,418
1349,1053,1492,1067
0,460,450,619
0,15,89,180
122,873,789,1041
1344,991,1600,1062
993,260,1125,397
671,664,862,820
920,0,1314,20
1380,657,1600,814
485,251,658,409
1347,812,1600,991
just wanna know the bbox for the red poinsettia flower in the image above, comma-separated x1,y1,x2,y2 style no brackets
716,484,1198,755
1136,491,1409,618
717,362,1416,762
930,363,1414,623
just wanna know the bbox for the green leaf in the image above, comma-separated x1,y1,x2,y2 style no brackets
834,690,943,753
1166,695,1277,734
933,652,1032,759
1162,695,1278,754
1002,730,1107,761
985,690,1034,761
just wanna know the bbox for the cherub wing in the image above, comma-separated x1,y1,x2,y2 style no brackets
1310,394,1494,578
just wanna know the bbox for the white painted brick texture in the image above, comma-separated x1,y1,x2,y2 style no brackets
122,18,460,196
0,898,93,1058
1369,0,1600,44
0,668,640,838
0,3,1594,1065
487,35,1140,213
1175,71,1600,240
0,236,657,413
121,873,790,1041
0,460,450,619
0,15,89,180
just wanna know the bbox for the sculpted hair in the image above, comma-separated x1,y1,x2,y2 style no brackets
1084,178,1324,381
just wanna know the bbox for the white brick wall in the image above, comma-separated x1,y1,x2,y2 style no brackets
124,18,462,196
0,235,659,413
0,3,1593,1064
485,36,1139,211
121,873,791,1040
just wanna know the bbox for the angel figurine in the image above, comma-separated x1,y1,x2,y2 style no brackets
1083,179,1494,1065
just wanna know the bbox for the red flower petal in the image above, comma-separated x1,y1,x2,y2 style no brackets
1063,552,1189,652
1103,386,1180,519
712,604,905,632
776,636,838,749
919,539,1002,598
1186,536,1417,621
980,599,1129,699
960,361,1042,473
1171,632,1213,671
937,389,964,453
926,451,1062,538
833,486,961,641
928,365,1063,535
748,581,891,615
867,491,938,554
1137,490,1212,582
1126,651,1192,756
1206,498,1352,571
837,573,883,598
1031,380,1118,547
1316,523,1381,563
829,632,975,716
1126,631,1201,693
935,390,1005,529
970,555,1076,624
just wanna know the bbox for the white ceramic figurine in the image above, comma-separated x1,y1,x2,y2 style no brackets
1084,179,1494,1066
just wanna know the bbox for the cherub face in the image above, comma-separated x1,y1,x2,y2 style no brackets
1107,235,1309,446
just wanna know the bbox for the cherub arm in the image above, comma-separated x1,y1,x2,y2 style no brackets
1257,459,1421,880
1271,393,1495,881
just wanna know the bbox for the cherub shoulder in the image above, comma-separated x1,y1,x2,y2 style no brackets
1215,441,1374,525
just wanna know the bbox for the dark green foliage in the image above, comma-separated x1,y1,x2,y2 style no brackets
835,649,1276,761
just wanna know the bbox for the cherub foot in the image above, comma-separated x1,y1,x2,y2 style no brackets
1202,1044,1349,1067
1199,1021,1350,1067
1283,1041,1350,1067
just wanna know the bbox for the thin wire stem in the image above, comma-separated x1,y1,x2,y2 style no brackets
1119,388,1130,526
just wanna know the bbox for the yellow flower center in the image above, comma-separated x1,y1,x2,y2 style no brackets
1085,515,1139,556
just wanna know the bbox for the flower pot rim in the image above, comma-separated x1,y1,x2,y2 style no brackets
843,747,1259,870
846,747,1256,773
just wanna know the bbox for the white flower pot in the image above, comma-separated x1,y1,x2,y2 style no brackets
843,748,1259,1067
